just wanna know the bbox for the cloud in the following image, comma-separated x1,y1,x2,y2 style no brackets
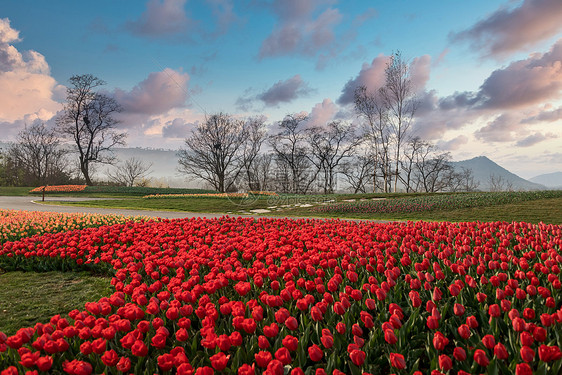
338,53,431,105
522,106,562,123
450,0,562,58
306,98,338,126
515,132,558,147
436,135,469,151
0,18,63,124
474,39,562,109
206,0,239,37
113,68,190,115
258,75,313,106
126,0,194,38
236,74,314,109
162,118,196,138
258,0,342,59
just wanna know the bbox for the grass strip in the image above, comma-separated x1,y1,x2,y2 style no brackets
0,271,112,335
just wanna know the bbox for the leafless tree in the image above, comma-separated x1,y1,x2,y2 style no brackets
407,140,455,193
488,174,513,192
240,116,268,190
307,121,363,194
340,150,374,194
400,136,425,193
57,74,126,185
177,113,248,192
451,167,480,192
5,123,70,186
380,51,418,192
354,85,392,192
269,114,316,194
107,157,152,187
245,153,274,191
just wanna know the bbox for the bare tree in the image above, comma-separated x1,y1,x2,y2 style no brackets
488,174,513,192
240,116,268,190
354,85,392,192
246,153,274,191
451,167,480,192
107,157,152,187
380,51,418,192
5,123,70,186
57,74,126,185
177,113,248,192
400,136,425,193
269,114,316,194
340,150,374,194
307,121,363,194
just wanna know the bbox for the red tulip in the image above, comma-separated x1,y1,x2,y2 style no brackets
350,350,366,366
538,345,562,362
433,332,449,351
275,347,292,365
494,343,508,360
282,335,298,351
384,329,397,345
101,350,119,367
520,346,535,363
515,363,533,375
457,324,470,339
255,351,272,368
208,352,228,371
482,334,495,349
321,335,334,349
389,353,406,369
427,316,439,330
438,354,452,371
474,349,489,367
308,344,323,362
453,347,466,361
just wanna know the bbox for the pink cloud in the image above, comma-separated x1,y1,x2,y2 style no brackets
475,39,562,109
515,132,558,147
0,18,63,124
259,0,342,59
162,118,197,138
338,54,431,105
126,0,194,38
236,75,314,109
451,0,562,58
113,68,190,115
436,135,469,151
306,98,338,127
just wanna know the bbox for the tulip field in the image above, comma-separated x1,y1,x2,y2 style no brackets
0,211,561,374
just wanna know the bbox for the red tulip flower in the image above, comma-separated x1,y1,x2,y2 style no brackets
389,353,406,369
474,349,489,367
515,363,533,375
520,346,535,363
308,344,323,362
350,349,366,366
494,343,508,360
438,354,452,371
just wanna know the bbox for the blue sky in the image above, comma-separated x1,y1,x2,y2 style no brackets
1,0,562,178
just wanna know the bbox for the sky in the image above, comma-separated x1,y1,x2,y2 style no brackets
1,0,561,179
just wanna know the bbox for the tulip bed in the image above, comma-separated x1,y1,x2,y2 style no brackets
0,210,146,245
312,191,562,215
0,216,561,375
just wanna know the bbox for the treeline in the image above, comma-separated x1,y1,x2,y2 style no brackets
1,52,479,193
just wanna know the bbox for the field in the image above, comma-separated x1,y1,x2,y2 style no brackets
32,189,562,224
0,208,561,374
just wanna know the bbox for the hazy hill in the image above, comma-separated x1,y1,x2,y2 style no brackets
529,172,562,189
451,156,545,191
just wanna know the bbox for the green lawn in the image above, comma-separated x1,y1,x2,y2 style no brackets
0,187,34,196
281,197,562,224
0,271,113,336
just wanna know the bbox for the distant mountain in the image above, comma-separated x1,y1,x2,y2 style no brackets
450,156,546,191
529,172,562,189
